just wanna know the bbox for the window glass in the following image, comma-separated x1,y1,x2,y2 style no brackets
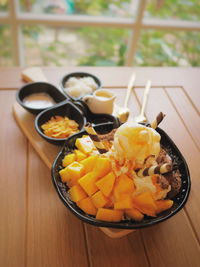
134,30,200,66
22,25,129,66
0,25,13,66
145,0,200,21
0,0,8,12
19,0,138,18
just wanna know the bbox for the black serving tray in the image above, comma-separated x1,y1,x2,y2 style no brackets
35,99,120,146
16,82,67,115
51,124,191,230
16,80,120,146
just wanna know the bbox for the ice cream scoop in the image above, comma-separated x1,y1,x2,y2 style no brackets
113,122,161,165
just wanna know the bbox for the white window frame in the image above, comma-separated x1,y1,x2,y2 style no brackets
0,0,200,66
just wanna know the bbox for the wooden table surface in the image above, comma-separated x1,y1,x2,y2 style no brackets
0,67,200,267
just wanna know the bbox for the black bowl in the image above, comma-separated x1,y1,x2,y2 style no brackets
51,125,191,229
16,82,67,115
60,72,101,101
35,100,86,146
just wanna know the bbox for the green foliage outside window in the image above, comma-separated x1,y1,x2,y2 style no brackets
77,28,128,66
0,25,12,66
135,30,200,66
146,0,200,21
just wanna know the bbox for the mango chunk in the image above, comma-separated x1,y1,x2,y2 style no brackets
113,174,135,201
80,155,98,173
59,166,73,183
75,136,96,154
125,208,144,221
69,185,87,202
74,149,87,162
114,195,133,210
155,200,174,214
62,153,75,167
93,157,112,179
104,198,114,208
95,171,116,197
132,192,157,217
96,208,123,222
59,161,85,186
77,197,97,215
78,172,99,196
91,191,109,208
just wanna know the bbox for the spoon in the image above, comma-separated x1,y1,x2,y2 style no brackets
114,72,136,123
133,79,151,123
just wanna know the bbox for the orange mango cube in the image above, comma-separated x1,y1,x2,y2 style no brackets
75,136,96,154
96,208,123,222
62,153,75,167
93,157,112,179
113,174,135,201
59,161,85,186
69,185,87,202
59,166,72,183
95,171,116,197
104,198,114,208
91,191,109,208
78,171,99,196
80,155,98,173
74,149,87,162
125,208,144,221
132,192,157,217
114,195,133,210
155,199,174,214
77,197,97,216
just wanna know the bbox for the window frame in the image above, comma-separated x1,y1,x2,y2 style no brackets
0,0,200,66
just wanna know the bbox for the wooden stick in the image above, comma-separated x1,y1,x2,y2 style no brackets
137,163,172,177
150,112,166,129
84,123,108,154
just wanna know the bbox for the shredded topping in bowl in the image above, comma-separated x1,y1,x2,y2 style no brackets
41,115,79,139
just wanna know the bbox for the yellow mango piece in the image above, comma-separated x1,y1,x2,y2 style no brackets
78,172,99,196
75,136,96,154
95,171,116,197
77,197,97,215
69,185,87,202
91,191,109,208
93,157,112,179
104,198,114,208
114,195,133,210
80,155,98,173
113,174,135,201
59,168,70,183
132,192,157,217
62,153,76,167
125,208,144,221
59,161,85,186
96,208,123,222
155,200,174,214
74,149,87,161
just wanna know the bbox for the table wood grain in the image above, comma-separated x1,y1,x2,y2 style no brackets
0,67,200,267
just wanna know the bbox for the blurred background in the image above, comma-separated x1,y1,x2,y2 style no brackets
0,0,200,67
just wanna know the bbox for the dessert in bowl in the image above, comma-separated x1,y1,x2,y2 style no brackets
60,72,101,100
51,114,190,229
16,82,67,115
35,100,87,146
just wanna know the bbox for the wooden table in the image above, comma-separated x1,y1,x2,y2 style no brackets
0,67,200,267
